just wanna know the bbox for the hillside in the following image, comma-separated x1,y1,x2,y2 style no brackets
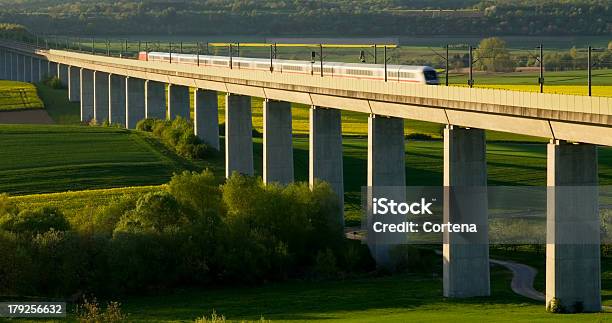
0,0,609,36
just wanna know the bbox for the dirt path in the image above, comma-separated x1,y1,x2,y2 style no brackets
0,109,54,124
489,258,544,301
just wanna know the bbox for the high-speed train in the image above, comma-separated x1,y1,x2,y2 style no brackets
138,51,439,85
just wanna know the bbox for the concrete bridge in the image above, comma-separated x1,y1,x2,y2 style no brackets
0,40,610,313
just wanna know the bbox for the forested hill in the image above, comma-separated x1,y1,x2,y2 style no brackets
0,0,609,36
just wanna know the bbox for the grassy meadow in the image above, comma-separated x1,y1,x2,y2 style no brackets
7,132,612,225
0,125,199,195
15,254,612,322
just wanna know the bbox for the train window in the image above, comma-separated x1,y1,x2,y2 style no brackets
388,71,398,78
257,64,270,69
399,72,414,78
212,60,226,65
424,70,438,81
283,65,302,71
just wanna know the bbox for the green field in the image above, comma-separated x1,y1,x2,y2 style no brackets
16,249,611,322
35,82,81,124
6,129,612,226
0,125,202,195
113,268,611,322
10,185,163,215
0,80,44,110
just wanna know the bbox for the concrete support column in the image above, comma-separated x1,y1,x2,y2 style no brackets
0,50,6,80
0,50,4,79
10,53,16,81
49,62,58,79
367,116,406,266
31,58,40,83
58,64,68,87
194,89,219,150
125,77,146,129
16,55,24,81
40,60,49,80
546,140,600,313
0,48,7,80
225,94,253,177
263,99,294,184
23,56,32,83
68,66,80,102
309,106,344,225
168,84,190,120
443,125,490,298
109,74,126,127
93,71,110,123
145,80,166,119
80,68,94,122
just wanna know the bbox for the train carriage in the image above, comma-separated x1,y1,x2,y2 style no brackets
139,51,438,85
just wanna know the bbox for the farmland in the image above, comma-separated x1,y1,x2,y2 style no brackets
0,125,199,195
0,80,43,110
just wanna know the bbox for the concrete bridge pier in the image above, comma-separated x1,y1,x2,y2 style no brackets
16,54,25,82
263,99,294,185
0,50,7,80
225,93,253,177
367,115,406,267
109,74,126,127
10,53,17,81
194,89,219,151
0,50,5,80
168,84,190,120
93,71,110,123
58,64,68,87
546,140,600,313
39,59,49,80
80,68,95,122
145,80,167,119
125,77,146,129
68,66,80,102
23,55,32,83
49,62,58,79
309,106,344,226
31,57,40,83
9,52,16,81
443,125,490,298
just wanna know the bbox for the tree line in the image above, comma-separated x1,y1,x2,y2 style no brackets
0,0,609,36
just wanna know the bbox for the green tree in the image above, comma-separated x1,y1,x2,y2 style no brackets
474,37,515,72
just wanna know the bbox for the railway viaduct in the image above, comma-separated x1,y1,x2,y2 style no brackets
0,41,611,313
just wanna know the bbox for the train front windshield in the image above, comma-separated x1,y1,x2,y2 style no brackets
424,70,438,84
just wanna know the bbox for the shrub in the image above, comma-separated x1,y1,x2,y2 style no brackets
114,191,186,234
546,297,563,313
0,207,70,234
138,117,211,159
0,193,18,217
75,296,128,323
195,310,226,323
312,248,338,279
390,245,438,273
0,171,346,296
43,76,63,89
135,118,158,132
